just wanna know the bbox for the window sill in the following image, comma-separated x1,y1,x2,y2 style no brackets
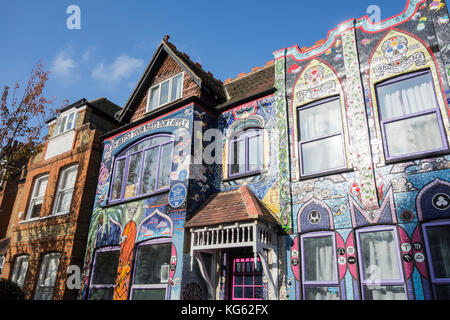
103,188,171,208
384,149,450,166
50,128,76,140
19,212,71,225
223,170,266,182
297,167,355,181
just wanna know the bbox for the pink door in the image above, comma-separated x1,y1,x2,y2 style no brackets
231,257,263,300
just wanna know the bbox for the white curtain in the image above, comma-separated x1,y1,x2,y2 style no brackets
299,99,342,141
304,236,335,282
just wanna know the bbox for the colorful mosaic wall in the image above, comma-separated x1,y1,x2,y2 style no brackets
275,0,450,300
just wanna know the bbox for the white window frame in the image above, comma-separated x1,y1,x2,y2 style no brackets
34,252,61,300
146,72,184,112
26,174,49,221
53,165,79,216
11,255,29,289
0,255,6,276
53,110,77,137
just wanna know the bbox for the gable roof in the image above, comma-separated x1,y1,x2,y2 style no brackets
185,185,280,228
117,38,226,123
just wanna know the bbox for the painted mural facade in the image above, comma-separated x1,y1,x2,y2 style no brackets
274,0,450,300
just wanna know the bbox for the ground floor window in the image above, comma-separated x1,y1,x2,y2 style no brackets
11,255,29,289
301,232,339,300
34,253,61,300
231,257,263,300
89,247,120,300
422,220,450,300
130,239,171,300
356,226,406,300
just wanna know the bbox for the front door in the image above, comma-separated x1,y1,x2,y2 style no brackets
231,257,263,300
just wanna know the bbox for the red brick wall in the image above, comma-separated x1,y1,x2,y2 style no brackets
130,53,201,122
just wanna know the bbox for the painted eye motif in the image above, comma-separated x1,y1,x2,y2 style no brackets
398,44,404,50
387,48,394,53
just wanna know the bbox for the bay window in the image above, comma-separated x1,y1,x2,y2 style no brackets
356,226,406,300
109,135,174,203
301,232,339,300
422,220,450,300
376,70,448,161
130,240,171,300
298,96,346,176
147,73,183,112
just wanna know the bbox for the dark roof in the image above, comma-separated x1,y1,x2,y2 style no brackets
47,97,121,123
185,185,280,228
218,63,275,110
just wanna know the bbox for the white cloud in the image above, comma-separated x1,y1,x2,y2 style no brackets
92,55,144,83
51,52,77,78
82,47,96,62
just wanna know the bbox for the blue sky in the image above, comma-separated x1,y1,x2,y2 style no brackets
0,0,407,110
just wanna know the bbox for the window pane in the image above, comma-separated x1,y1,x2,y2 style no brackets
61,166,77,190
304,236,336,282
359,230,401,281
363,285,406,300
111,158,126,200
248,134,263,172
132,289,166,300
29,199,43,219
92,250,120,285
159,81,170,105
244,287,254,299
230,139,246,175
235,275,243,285
244,275,254,286
426,224,450,279
254,287,263,299
299,99,342,141
124,152,143,199
435,285,450,300
301,135,345,175
157,144,173,190
89,288,114,300
66,112,75,130
43,255,60,287
234,287,243,299
171,74,183,100
36,287,54,300
134,243,171,285
385,113,444,158
12,256,29,289
305,287,340,300
126,136,172,155
35,177,48,197
149,87,159,111
378,72,437,120
141,147,159,194
56,190,72,213
58,116,67,134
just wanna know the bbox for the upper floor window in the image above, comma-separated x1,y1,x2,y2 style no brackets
34,252,60,300
376,70,448,161
0,255,5,275
229,129,263,178
109,135,174,203
356,226,406,300
147,73,183,112
298,96,346,177
26,174,49,220
422,220,450,300
11,255,29,289
89,247,120,300
54,111,77,136
53,165,78,216
301,232,339,300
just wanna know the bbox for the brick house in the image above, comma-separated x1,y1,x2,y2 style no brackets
0,98,120,300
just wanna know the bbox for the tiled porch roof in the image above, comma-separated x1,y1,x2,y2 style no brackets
185,185,280,228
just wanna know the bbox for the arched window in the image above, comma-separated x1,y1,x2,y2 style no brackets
109,135,174,203
228,129,264,177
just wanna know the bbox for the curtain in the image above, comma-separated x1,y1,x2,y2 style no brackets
379,73,437,120
365,285,406,300
134,243,171,285
142,147,158,194
299,99,342,141
304,236,335,282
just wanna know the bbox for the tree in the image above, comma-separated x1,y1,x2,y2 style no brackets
0,61,60,181
0,279,25,300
